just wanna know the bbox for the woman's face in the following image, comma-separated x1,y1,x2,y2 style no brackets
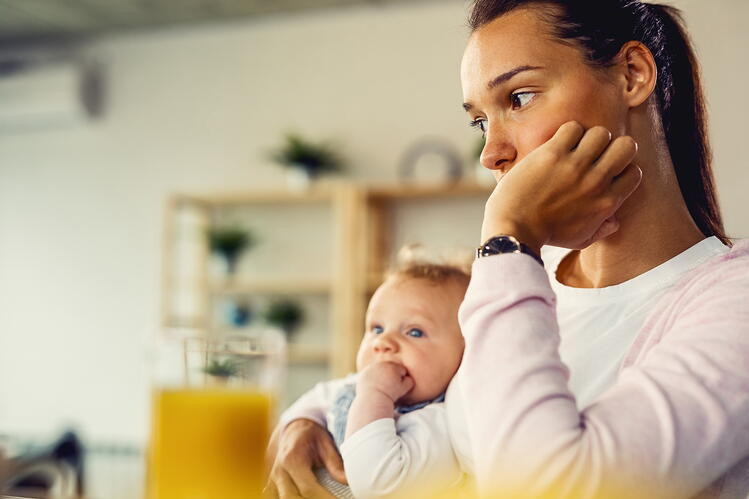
461,7,628,181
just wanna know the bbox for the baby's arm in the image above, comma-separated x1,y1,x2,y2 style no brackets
342,362,461,498
345,361,413,438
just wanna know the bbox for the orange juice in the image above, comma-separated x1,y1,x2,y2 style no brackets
147,388,273,499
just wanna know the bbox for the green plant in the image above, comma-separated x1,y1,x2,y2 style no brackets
271,133,345,178
473,136,486,161
203,358,239,378
207,226,256,273
264,299,305,335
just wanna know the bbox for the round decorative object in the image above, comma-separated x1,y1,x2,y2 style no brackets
398,137,464,184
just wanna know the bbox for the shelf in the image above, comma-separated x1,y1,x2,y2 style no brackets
366,181,493,201
164,180,495,377
211,278,331,295
175,181,493,207
288,344,330,365
174,185,338,207
367,273,385,294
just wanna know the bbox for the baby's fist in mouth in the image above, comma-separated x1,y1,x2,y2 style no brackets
357,360,414,403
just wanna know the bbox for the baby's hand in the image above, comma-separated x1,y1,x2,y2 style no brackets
357,360,414,405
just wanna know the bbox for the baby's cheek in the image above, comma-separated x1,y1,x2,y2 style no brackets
355,343,370,372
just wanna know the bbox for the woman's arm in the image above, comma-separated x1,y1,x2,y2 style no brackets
457,252,749,498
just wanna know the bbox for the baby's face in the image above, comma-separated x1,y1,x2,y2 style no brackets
356,275,466,405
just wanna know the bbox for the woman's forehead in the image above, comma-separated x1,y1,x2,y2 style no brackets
461,9,582,93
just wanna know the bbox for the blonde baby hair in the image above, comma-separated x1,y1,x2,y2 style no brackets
386,244,473,289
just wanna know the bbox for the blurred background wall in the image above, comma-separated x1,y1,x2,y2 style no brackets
0,0,747,449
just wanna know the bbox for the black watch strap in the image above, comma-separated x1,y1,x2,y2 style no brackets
476,235,544,267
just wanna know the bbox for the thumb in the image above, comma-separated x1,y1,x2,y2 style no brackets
318,434,347,484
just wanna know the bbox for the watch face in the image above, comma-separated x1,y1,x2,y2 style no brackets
488,236,520,253
478,235,543,266
479,236,521,257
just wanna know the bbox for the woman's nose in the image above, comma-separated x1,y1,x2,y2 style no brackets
480,126,517,172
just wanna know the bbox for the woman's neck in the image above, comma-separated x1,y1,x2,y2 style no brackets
556,125,706,289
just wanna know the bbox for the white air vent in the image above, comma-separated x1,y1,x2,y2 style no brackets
0,61,93,132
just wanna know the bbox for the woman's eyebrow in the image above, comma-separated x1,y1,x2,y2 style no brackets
487,65,544,89
463,65,544,111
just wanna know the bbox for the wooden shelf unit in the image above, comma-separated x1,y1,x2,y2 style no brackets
162,180,492,378
210,278,332,296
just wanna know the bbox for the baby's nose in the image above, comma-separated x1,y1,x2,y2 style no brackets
373,335,398,353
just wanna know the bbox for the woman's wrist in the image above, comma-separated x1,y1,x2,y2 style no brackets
481,219,545,257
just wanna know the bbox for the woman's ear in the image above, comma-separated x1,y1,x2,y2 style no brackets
616,41,657,108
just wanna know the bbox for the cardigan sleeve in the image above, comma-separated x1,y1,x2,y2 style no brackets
456,252,749,498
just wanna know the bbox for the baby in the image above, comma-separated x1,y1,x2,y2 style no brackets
276,252,470,498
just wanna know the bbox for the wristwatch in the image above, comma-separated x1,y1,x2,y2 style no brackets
476,235,544,267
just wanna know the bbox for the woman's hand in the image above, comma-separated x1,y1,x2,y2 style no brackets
481,121,642,253
264,418,346,499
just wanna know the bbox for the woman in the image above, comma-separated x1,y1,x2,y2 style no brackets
266,1,749,497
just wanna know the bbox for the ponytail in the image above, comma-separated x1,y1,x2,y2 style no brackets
646,4,728,244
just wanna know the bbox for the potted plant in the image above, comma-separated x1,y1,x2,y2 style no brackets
207,226,256,275
271,133,345,190
472,136,493,185
263,299,305,337
202,357,240,386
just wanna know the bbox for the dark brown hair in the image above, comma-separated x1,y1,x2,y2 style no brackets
469,0,729,245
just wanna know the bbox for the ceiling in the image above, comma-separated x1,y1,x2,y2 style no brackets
0,0,439,46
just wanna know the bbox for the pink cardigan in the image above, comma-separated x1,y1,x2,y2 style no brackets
456,239,749,498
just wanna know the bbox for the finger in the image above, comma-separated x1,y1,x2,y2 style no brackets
263,478,280,499
595,136,639,179
275,469,303,499
610,162,643,201
572,126,612,166
318,435,348,484
550,121,586,152
288,465,336,499
590,215,621,243
402,375,415,392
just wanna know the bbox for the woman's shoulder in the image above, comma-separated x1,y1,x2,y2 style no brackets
622,239,749,369
675,238,749,290
650,238,749,316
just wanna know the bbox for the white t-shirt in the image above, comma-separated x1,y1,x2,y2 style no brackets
447,236,730,475
548,237,729,408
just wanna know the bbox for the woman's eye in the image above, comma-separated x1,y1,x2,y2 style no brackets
407,328,424,338
371,325,384,335
510,92,536,110
469,119,487,136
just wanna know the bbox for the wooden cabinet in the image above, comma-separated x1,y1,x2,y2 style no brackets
161,181,491,400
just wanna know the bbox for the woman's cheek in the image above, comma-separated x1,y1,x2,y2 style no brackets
515,122,561,160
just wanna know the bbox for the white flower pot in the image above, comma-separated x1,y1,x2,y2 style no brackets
285,168,313,191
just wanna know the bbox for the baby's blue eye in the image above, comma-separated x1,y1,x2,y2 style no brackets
407,328,424,338
372,325,384,335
